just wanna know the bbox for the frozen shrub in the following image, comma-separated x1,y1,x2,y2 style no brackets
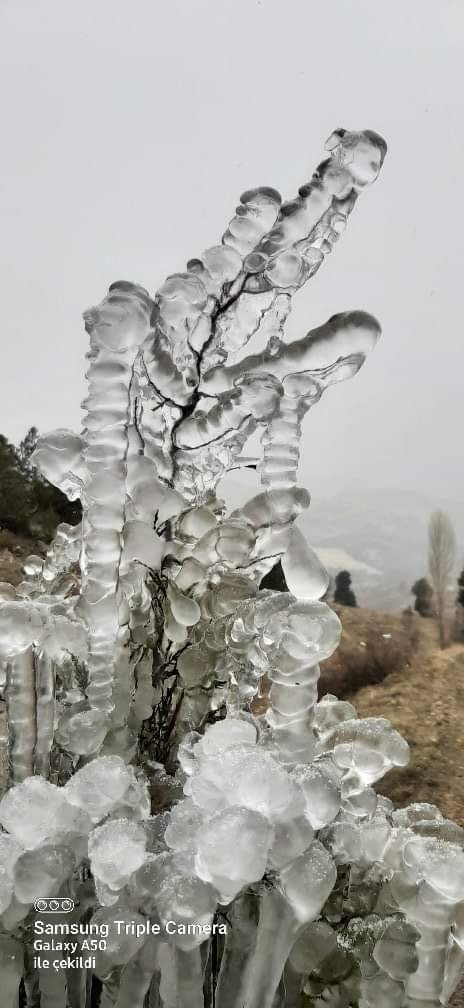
0,128,461,1008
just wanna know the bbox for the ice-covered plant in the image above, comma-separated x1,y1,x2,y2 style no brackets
0,129,463,1008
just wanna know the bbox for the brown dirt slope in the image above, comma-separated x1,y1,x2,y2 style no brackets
345,615,464,826
324,606,464,1006
320,605,464,824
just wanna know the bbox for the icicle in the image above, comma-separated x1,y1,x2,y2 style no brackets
174,947,205,1007
279,964,303,1008
23,945,41,1008
147,967,162,1007
66,966,89,1008
5,646,37,785
237,888,298,1008
34,648,55,778
158,943,179,1008
99,972,121,1007
260,392,301,490
37,963,68,1008
0,935,23,1008
0,693,8,796
113,935,159,1008
215,893,259,1008
442,931,464,1005
406,912,457,1003
280,525,329,601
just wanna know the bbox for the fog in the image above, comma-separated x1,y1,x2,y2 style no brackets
1,0,463,500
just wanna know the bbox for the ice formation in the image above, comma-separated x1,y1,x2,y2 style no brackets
0,127,463,1007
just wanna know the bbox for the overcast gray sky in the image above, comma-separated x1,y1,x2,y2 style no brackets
1,0,463,499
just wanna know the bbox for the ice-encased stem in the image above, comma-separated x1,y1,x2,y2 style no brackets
5,646,36,784
260,394,301,491
76,282,152,717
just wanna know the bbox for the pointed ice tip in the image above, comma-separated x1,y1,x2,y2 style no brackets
240,186,282,206
340,309,382,338
327,311,381,349
363,130,388,165
108,280,150,297
325,128,387,161
324,128,347,150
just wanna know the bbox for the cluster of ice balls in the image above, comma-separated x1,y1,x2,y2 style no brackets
162,707,464,1000
168,706,411,902
0,704,464,998
0,707,423,929
0,717,339,944
0,757,149,927
172,718,331,907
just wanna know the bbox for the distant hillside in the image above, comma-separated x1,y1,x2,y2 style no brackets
305,488,464,610
313,548,381,578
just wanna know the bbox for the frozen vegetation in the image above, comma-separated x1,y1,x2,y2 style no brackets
0,128,463,1006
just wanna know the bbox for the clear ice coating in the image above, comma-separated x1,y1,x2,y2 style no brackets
0,128,462,1007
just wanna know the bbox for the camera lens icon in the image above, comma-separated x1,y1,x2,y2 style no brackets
34,898,74,913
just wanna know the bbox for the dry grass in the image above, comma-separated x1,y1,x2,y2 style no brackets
319,604,420,699
349,622,464,827
329,612,464,1007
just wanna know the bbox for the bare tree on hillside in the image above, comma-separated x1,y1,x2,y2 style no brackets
428,509,456,648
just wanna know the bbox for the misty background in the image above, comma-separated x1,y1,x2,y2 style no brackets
1,0,463,606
